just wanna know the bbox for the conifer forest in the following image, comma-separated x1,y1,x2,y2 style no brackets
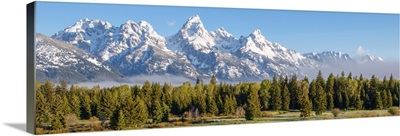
35,71,400,134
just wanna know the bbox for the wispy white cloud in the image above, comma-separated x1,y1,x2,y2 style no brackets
166,21,176,27
356,46,369,55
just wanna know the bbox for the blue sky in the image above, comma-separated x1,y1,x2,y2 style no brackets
36,2,399,61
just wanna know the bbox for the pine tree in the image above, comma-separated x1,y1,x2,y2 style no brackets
259,79,271,111
206,92,218,115
36,90,51,126
381,89,388,108
70,94,81,118
270,75,282,110
98,91,116,121
388,74,399,106
325,73,335,110
151,99,163,123
140,80,153,114
297,81,312,118
132,97,148,126
326,92,334,110
244,84,261,120
374,91,383,109
314,85,327,115
161,102,170,122
80,94,92,119
386,89,393,108
162,83,173,106
110,109,126,130
309,80,317,109
52,111,64,130
282,85,290,110
289,75,299,109
194,84,207,114
210,75,217,85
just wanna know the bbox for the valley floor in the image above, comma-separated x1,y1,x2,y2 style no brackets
36,109,397,134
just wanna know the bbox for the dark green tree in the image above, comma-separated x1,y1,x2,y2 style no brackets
298,81,312,118
206,92,218,115
110,109,126,130
289,74,299,109
270,75,282,110
314,85,327,115
244,84,261,120
70,94,81,118
325,73,335,110
282,85,290,110
151,99,164,123
80,95,92,119
98,91,116,121
259,79,271,111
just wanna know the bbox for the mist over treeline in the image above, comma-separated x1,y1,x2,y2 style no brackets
302,61,399,80
73,60,399,88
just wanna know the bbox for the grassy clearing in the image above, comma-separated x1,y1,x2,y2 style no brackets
36,109,397,134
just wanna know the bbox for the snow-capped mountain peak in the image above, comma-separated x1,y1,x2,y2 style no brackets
167,15,215,53
357,54,384,63
249,29,270,44
179,15,210,38
49,15,387,82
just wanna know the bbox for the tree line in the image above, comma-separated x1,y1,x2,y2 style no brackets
35,71,399,132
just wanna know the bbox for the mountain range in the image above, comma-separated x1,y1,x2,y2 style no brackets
37,15,384,83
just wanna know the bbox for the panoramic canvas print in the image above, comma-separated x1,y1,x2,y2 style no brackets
30,1,399,134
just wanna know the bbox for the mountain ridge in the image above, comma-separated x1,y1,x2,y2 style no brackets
48,15,384,82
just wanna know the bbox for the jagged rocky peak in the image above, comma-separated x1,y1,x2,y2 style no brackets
211,27,235,39
179,15,210,38
62,18,112,33
249,29,270,43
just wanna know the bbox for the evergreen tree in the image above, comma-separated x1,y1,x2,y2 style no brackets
60,79,68,96
80,95,92,119
388,74,399,106
325,73,335,110
381,90,388,108
244,84,261,120
282,85,290,110
132,97,148,126
309,80,317,110
289,75,299,109
326,92,334,110
314,86,327,115
151,99,164,123
140,80,153,114
374,91,383,109
51,111,64,130
206,92,218,115
386,89,393,108
162,83,173,106
98,91,116,121
259,79,271,111
161,102,170,122
36,90,51,126
210,75,217,85
194,84,207,113
110,109,126,130
297,81,312,118
270,75,282,110
70,94,81,118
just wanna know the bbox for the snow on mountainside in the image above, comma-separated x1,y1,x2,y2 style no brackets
303,51,384,64
50,15,385,81
36,34,123,83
